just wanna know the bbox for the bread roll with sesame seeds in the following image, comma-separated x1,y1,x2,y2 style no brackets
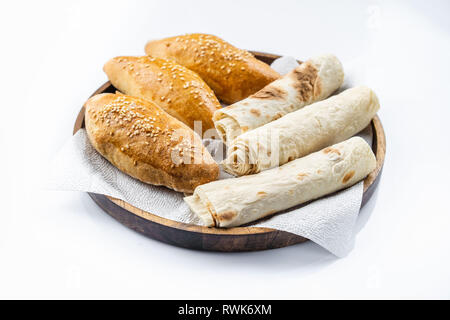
84,93,219,193
144,34,281,104
103,56,221,134
214,54,344,144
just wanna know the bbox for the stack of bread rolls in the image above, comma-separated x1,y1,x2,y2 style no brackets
83,33,379,227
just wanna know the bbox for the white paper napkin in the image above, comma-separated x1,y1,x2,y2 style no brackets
47,57,373,257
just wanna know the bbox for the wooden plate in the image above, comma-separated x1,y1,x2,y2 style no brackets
74,51,386,252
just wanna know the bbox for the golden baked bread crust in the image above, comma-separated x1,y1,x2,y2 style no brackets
144,33,280,104
103,56,221,134
84,93,219,193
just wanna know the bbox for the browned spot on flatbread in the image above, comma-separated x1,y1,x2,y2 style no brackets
297,173,308,180
257,191,267,197
220,210,237,221
206,202,214,213
250,108,261,116
317,169,322,174
342,171,355,184
323,147,341,155
272,112,284,121
242,126,249,132
205,201,219,227
252,86,287,100
291,62,320,101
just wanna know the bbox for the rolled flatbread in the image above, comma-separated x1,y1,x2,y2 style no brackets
223,86,380,176
185,137,376,227
213,54,344,144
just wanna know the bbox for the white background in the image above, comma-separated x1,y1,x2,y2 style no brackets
0,0,449,299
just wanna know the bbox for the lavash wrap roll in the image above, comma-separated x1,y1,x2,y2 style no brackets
185,137,376,228
213,54,344,144
222,86,380,176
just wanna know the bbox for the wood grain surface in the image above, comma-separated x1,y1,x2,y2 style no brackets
74,51,386,252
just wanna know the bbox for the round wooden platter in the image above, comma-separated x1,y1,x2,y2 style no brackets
74,51,386,252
